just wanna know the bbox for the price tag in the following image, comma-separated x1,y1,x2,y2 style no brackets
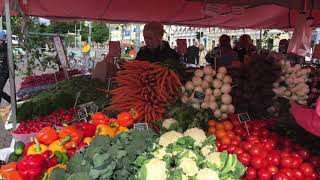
238,112,251,123
78,108,88,121
89,103,99,113
194,91,206,101
133,123,149,131
79,101,98,113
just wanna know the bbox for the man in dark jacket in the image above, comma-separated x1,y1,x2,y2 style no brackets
0,31,10,104
186,39,199,65
136,22,179,63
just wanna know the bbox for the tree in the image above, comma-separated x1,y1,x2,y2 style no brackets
47,21,77,34
92,23,109,44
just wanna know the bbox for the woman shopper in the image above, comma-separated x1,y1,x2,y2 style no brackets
0,31,10,104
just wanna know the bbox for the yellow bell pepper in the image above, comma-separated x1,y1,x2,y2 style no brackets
115,126,129,136
83,137,93,145
48,140,67,153
27,138,48,155
46,164,67,180
95,124,115,137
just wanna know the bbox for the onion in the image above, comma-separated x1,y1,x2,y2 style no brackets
212,79,222,89
194,69,204,78
201,102,208,109
212,70,217,76
204,94,211,102
204,75,213,83
220,104,228,112
218,66,227,74
185,81,194,91
192,77,202,86
284,90,291,97
216,73,225,80
201,81,210,90
221,94,232,104
222,75,232,84
209,102,218,111
213,89,222,97
214,109,221,118
194,86,203,92
221,113,228,120
192,103,200,110
203,66,214,75
221,84,232,94
228,105,235,113
210,96,216,102
205,88,213,95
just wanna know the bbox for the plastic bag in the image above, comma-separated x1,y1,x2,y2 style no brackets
287,13,313,57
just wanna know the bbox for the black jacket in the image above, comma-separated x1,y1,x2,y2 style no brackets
0,43,8,74
135,41,180,63
186,45,199,64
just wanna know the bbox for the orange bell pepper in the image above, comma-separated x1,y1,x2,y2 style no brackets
0,162,23,180
95,124,115,137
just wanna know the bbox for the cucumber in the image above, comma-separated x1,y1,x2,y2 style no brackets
8,152,20,163
14,141,25,156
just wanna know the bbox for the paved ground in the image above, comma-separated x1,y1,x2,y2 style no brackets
0,47,106,149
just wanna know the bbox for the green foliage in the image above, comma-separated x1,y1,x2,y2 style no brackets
50,130,157,180
91,23,109,44
17,76,109,122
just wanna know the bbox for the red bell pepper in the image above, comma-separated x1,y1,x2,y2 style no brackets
91,112,109,126
117,112,134,127
41,150,58,168
73,122,96,137
58,126,84,150
16,154,48,180
36,127,59,145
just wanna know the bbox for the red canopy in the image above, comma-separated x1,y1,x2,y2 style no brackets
1,0,320,29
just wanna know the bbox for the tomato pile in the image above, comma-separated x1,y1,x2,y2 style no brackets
208,119,241,146
14,108,78,134
212,118,320,180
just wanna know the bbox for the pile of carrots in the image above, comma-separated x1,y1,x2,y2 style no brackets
107,60,182,123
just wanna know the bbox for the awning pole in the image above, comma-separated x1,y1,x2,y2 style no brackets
5,0,17,129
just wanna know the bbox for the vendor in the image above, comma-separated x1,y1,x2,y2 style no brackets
136,22,179,63
290,98,320,137
235,34,256,63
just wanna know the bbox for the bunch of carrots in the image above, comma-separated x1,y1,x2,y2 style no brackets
107,60,182,123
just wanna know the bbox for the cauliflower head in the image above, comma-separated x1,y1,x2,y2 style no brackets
196,168,220,180
153,148,169,160
140,158,167,180
206,151,228,170
183,128,207,146
159,131,183,147
201,145,216,157
179,149,199,161
178,157,199,176
162,118,178,130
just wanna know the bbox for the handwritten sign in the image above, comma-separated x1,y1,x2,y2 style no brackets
109,41,121,57
79,101,99,114
194,91,206,101
176,39,187,55
133,123,149,131
312,44,320,59
78,108,88,121
238,112,251,123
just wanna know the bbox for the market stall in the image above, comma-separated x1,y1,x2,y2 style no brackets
0,0,320,180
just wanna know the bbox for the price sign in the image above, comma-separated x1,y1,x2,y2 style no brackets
238,112,251,123
78,108,88,121
89,103,99,113
194,91,206,101
133,123,149,131
79,101,99,114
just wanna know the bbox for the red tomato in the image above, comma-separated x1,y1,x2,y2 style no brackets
231,119,240,127
292,169,305,179
291,157,303,169
233,147,244,155
263,141,274,152
238,153,251,166
251,156,267,169
242,141,254,151
281,168,294,178
267,165,279,175
227,145,236,154
310,172,317,179
300,163,314,177
258,169,272,180
273,172,290,180
249,145,264,156
230,138,241,147
298,149,310,160
309,156,320,168
280,152,291,158
281,156,293,168
283,138,292,147
261,129,270,137
245,167,257,180
219,144,228,151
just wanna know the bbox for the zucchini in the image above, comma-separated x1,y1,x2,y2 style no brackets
14,141,25,155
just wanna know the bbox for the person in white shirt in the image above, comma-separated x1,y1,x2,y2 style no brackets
198,44,207,67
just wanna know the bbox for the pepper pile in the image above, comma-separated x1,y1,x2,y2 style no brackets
2,111,134,180
107,60,182,123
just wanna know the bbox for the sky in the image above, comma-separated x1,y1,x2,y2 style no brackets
39,18,50,25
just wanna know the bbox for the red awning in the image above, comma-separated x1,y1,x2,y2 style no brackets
1,0,320,29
